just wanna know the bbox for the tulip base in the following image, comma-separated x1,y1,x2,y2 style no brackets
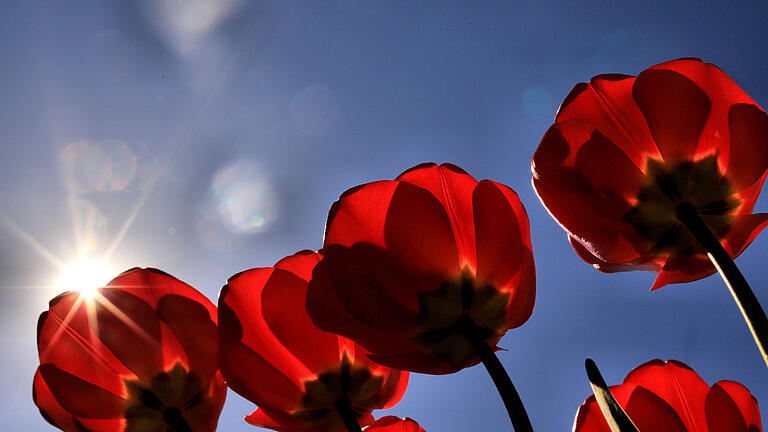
335,397,363,432
163,408,193,432
677,203,768,368
456,316,533,432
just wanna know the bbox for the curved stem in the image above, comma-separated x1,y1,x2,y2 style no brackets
456,316,533,432
163,408,194,432
584,358,639,432
677,203,768,368
334,397,363,432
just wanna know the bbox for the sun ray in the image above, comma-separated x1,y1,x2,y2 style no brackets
40,295,121,377
0,213,65,270
91,291,160,348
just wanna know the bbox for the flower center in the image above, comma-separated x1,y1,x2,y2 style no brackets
409,270,510,366
123,363,206,432
294,355,384,428
624,155,740,256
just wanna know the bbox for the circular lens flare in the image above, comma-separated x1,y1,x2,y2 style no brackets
57,258,113,299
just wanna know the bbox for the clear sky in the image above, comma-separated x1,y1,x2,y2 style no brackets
2,1,767,430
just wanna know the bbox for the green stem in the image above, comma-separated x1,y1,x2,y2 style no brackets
456,316,533,432
677,203,768,368
334,397,363,432
163,408,193,432
584,358,639,432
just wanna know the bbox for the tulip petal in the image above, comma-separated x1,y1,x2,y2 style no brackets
218,290,304,413
384,181,460,276
727,103,768,190
705,382,750,432
262,266,343,374
557,74,658,165
33,368,80,431
156,294,218,379
38,364,126,419
96,289,164,382
397,163,478,269
633,68,711,162
623,360,709,432
533,121,642,264
709,381,762,431
473,180,523,287
624,386,687,432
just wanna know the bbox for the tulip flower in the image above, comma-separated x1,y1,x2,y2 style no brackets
531,58,768,366
364,416,426,432
574,359,762,432
217,251,408,432
306,163,535,431
33,268,226,432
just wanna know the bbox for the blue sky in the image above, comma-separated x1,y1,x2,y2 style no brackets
2,1,767,430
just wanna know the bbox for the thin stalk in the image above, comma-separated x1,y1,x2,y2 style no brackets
163,408,194,432
334,397,363,432
456,316,533,432
584,358,639,432
677,203,768,368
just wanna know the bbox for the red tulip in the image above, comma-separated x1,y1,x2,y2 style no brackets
33,268,226,432
306,163,535,375
365,416,426,432
532,58,768,289
218,251,409,432
574,359,762,431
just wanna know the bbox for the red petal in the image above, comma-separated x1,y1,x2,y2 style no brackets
313,244,418,334
38,364,126,419
306,257,408,349
648,59,762,165
383,181,460,276
710,381,762,431
624,386,688,432
33,368,81,431
556,74,658,165
38,294,129,396
396,163,479,270
262,263,344,374
632,68,711,162
650,255,715,290
623,360,709,432
366,416,427,432
96,288,163,382
726,103,768,190
156,294,219,378
569,235,660,274
705,382,750,432
325,180,399,248
533,121,642,264
218,300,304,413
218,282,305,412
473,180,523,287
107,268,216,315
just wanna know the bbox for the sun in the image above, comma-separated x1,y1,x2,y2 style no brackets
56,257,114,299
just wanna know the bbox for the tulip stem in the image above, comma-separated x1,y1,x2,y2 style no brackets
163,408,193,432
584,358,639,432
335,397,363,432
456,316,533,432
677,203,768,368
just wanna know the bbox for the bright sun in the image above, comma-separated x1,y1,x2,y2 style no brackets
56,257,113,299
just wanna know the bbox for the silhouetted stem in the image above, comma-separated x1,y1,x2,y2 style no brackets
163,408,193,432
335,397,363,432
456,316,533,432
677,203,768,368
584,358,639,432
